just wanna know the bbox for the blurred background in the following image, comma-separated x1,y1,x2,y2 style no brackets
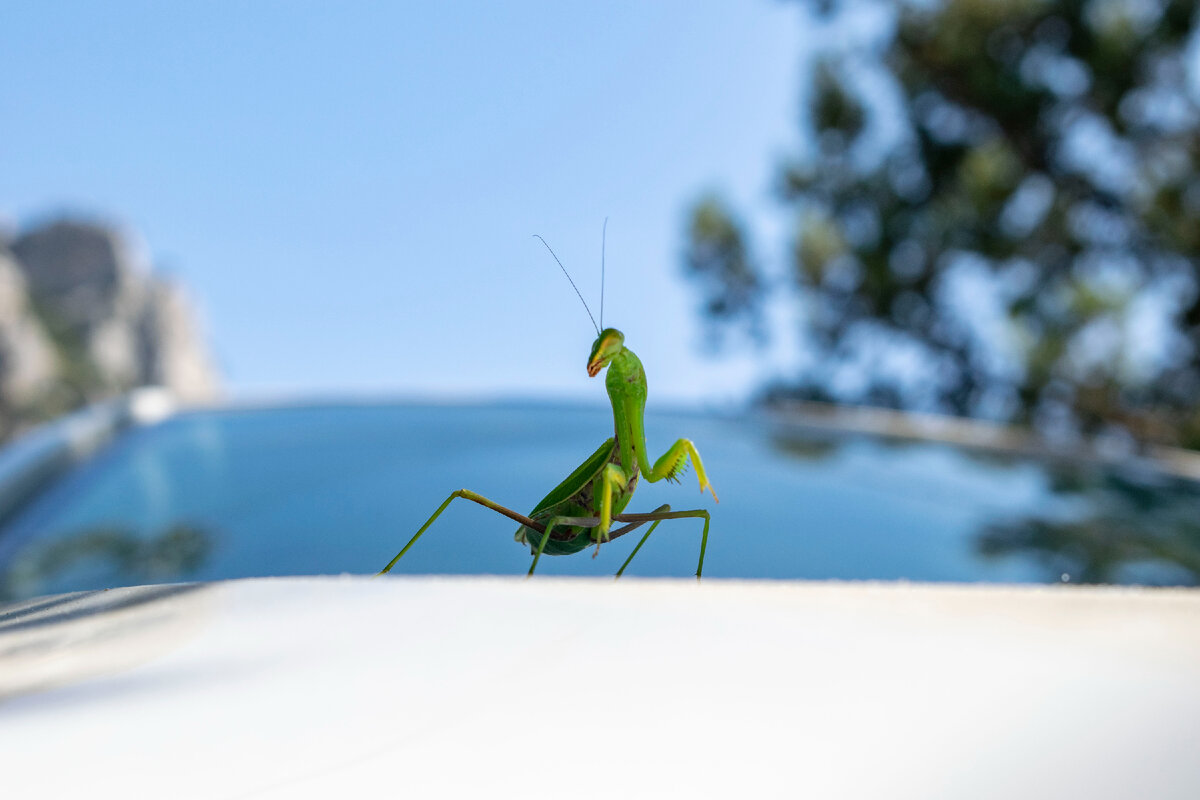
686,0,1200,452
1,0,1198,597
2,1,803,416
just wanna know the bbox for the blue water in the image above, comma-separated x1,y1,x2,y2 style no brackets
0,402,1196,599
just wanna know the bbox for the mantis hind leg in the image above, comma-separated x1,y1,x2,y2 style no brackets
610,506,711,579
378,489,541,575
611,504,670,578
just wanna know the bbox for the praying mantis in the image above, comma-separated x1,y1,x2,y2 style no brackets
379,226,718,578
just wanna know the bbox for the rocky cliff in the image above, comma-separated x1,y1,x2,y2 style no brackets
0,219,220,441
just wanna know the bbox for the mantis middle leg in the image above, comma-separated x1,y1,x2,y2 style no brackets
611,506,711,579
609,503,670,578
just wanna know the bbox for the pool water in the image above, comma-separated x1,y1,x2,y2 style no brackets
0,402,1197,599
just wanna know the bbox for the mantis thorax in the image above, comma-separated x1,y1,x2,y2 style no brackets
597,337,647,483
605,348,646,406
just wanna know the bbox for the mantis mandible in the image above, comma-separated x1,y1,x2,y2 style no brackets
379,225,718,578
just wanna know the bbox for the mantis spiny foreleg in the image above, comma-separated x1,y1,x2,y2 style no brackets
594,462,629,548
648,439,718,501
619,395,718,502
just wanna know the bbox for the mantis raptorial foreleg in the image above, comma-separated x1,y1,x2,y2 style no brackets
596,463,628,542
620,398,718,502
378,489,541,575
648,439,718,501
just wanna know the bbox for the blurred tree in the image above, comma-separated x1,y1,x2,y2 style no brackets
685,0,1200,449
683,195,766,347
979,469,1200,585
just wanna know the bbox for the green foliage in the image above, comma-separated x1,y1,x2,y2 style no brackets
685,0,1200,449
683,195,764,346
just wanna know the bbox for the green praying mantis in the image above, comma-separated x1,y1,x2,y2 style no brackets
379,225,718,578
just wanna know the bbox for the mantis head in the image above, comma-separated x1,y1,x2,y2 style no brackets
587,328,625,377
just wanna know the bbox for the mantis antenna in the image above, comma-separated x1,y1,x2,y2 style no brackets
600,217,608,330
534,234,599,335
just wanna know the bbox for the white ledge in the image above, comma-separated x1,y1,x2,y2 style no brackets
2,576,1198,799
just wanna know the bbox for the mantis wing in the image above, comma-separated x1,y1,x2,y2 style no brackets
528,437,615,517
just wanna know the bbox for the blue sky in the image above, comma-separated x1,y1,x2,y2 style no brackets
1,2,809,406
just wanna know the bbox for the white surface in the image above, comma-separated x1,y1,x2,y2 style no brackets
2,577,1199,799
